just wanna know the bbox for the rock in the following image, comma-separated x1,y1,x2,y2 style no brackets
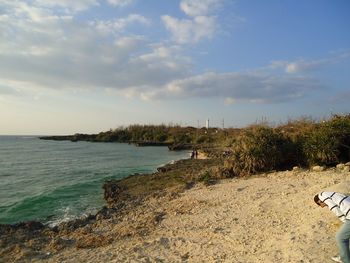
96,207,114,220
168,143,193,151
1,221,46,233
312,166,325,172
337,163,346,170
345,162,350,167
133,141,172,147
103,180,128,207
154,212,166,224
75,234,113,249
292,166,300,171
181,252,190,261
336,163,350,172
158,237,170,248
157,166,170,173
58,215,95,232
49,237,74,251
184,181,195,190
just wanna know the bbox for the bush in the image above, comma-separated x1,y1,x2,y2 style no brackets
225,126,291,176
198,171,215,186
195,135,211,144
302,115,350,165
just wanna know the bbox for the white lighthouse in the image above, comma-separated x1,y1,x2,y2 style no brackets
206,119,209,129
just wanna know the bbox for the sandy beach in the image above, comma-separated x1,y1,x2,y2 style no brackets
12,167,347,263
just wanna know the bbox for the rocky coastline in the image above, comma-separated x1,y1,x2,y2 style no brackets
3,115,349,262
0,151,221,262
2,160,350,262
39,135,194,151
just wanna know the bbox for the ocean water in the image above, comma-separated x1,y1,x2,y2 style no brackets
0,136,188,225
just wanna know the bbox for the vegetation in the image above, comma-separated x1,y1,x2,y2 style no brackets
301,115,350,165
40,114,350,176
117,159,222,197
40,125,237,146
224,126,290,176
223,114,350,176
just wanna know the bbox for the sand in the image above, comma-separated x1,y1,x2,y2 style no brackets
32,168,350,263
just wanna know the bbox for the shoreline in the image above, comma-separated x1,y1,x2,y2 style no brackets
2,148,350,262
0,152,218,262
38,135,196,151
2,165,350,262
0,149,194,228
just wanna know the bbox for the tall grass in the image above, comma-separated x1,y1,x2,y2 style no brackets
302,115,350,165
224,126,292,176
224,114,350,176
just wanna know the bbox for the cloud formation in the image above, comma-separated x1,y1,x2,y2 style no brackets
0,1,189,94
271,52,350,73
162,15,216,44
137,71,324,104
162,0,224,44
180,0,223,17
33,0,99,12
89,14,150,35
107,0,134,7
0,1,338,107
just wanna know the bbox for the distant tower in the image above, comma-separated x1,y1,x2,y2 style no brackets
206,119,210,129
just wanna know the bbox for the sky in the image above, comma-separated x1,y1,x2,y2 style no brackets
0,0,349,135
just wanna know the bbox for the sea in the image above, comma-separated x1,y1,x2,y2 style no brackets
0,136,188,225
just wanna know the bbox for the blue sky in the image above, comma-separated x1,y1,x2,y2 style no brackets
0,0,349,135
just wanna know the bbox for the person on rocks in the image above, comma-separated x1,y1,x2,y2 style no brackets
314,192,350,263
191,150,195,159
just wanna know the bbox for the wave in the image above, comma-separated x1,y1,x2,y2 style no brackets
0,137,188,225
0,179,105,225
157,155,189,168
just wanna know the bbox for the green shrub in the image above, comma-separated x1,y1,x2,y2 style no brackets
302,115,350,165
225,126,290,176
198,170,215,186
195,135,211,144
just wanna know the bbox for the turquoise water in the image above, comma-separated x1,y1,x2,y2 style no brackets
0,136,188,225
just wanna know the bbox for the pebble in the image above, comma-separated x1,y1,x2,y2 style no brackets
312,166,325,172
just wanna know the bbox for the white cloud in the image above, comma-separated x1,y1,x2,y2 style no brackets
0,78,48,98
180,0,223,17
0,0,335,108
162,15,216,44
34,0,99,13
138,45,190,73
271,52,350,73
114,36,144,49
90,14,150,35
285,60,326,74
2,1,59,22
107,0,134,7
137,71,324,103
0,2,72,57
162,0,224,44
0,1,190,96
